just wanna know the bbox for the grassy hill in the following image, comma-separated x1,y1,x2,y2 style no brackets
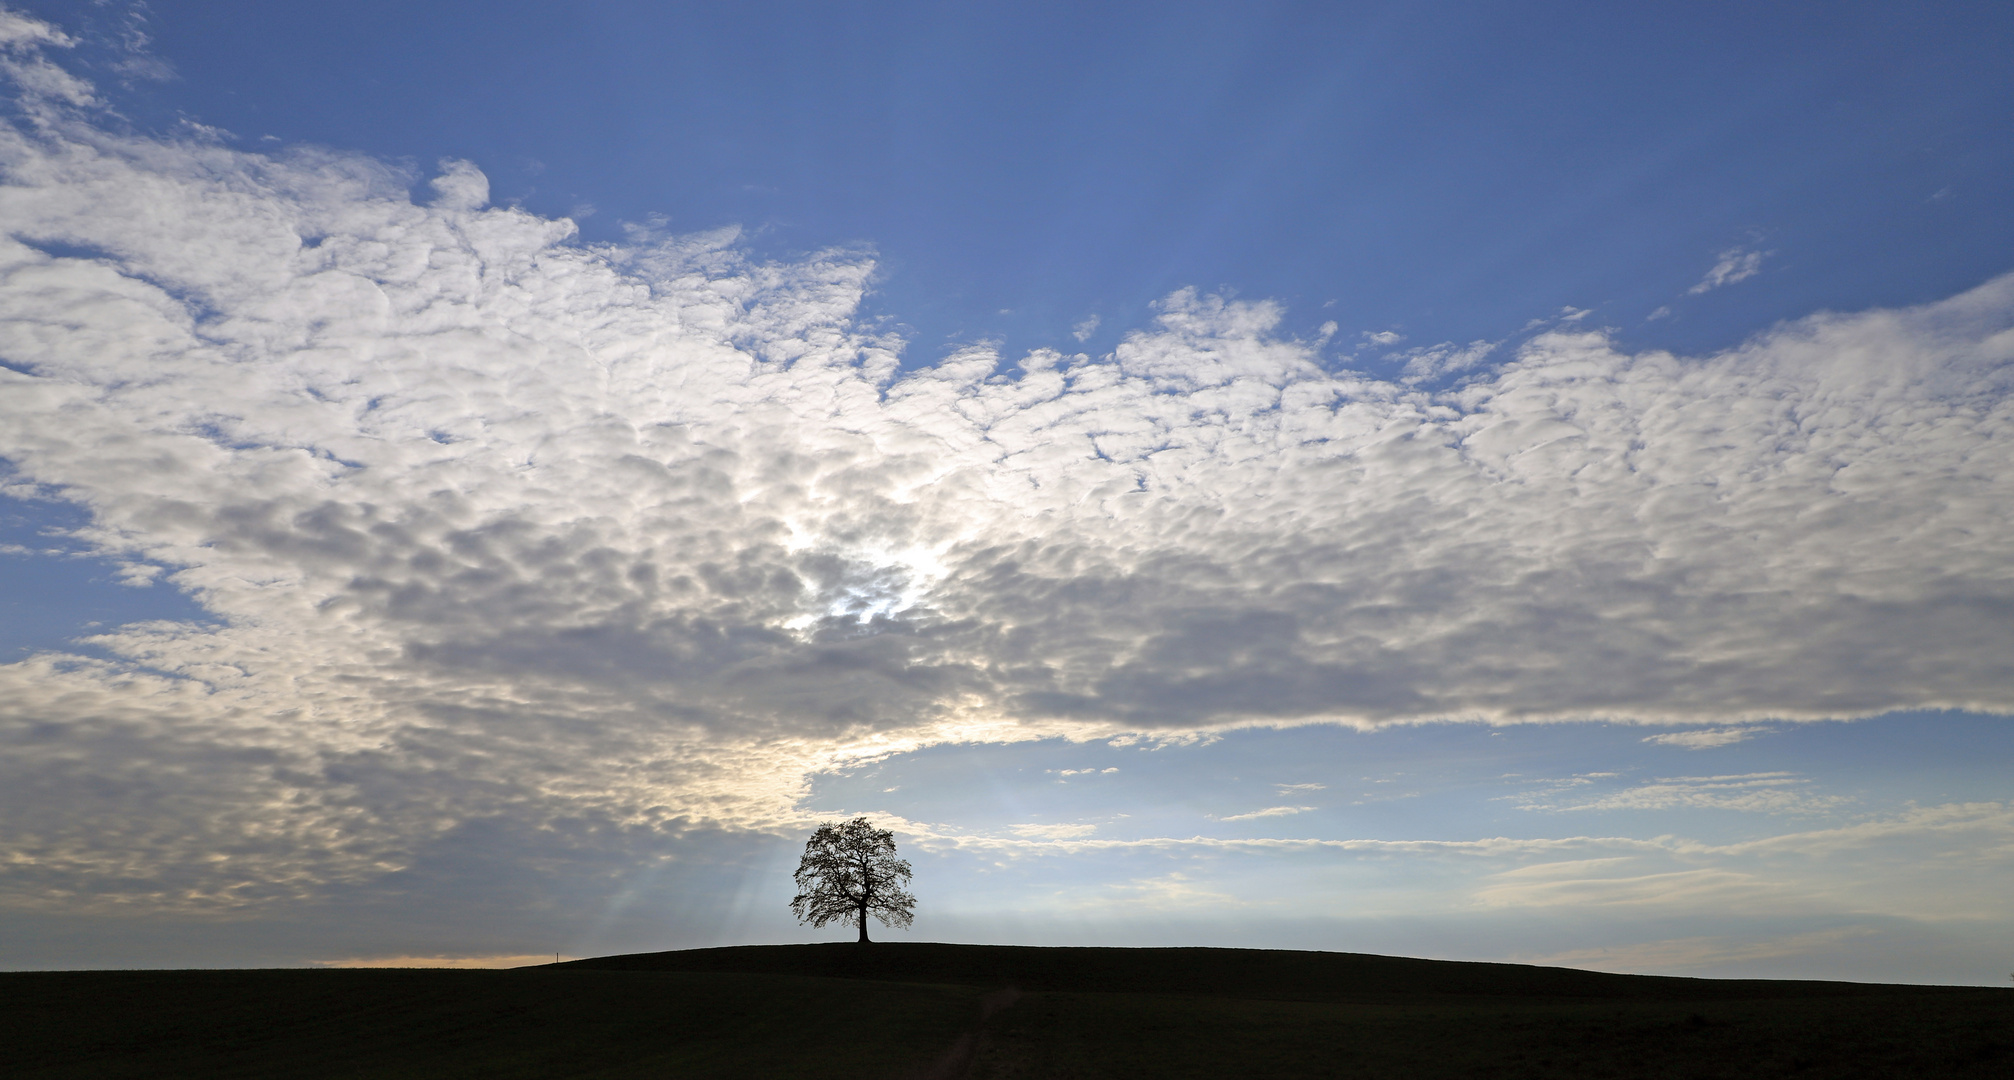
561,940,1928,999
4,943,2008,1078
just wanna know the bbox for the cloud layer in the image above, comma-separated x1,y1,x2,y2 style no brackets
1,26,2011,916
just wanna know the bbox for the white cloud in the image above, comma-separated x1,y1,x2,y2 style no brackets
1071,313,1099,342
0,7,91,107
1362,329,1404,345
1714,800,2014,862
427,158,489,211
1475,863,1789,910
0,40,2011,917
911,801,2014,932
1519,772,1847,815
1398,338,1496,383
1689,246,1771,294
1521,306,1592,331
1219,805,1316,821
1642,726,1769,749
1478,802,2014,921
908,830,1655,859
0,9,73,48
1008,823,1097,839
1092,871,1245,910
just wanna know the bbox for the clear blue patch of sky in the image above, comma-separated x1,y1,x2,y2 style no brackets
805,711,2014,845
22,0,2014,368
0,495,214,661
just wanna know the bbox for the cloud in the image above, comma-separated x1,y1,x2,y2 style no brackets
1641,726,1769,749
1714,800,2014,863
1092,871,1245,910
1521,306,1592,331
1071,314,1099,342
1008,823,1097,839
0,9,72,48
0,37,2011,917
0,8,91,106
907,830,1659,859
427,158,490,211
1397,338,1496,383
1518,773,1847,815
1219,806,1316,821
905,801,2014,932
1478,802,2014,921
1473,862,1802,913
1689,246,1771,294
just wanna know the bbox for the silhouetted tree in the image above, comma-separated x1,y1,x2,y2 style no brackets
790,816,915,943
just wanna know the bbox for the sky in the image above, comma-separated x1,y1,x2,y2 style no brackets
0,1,2011,982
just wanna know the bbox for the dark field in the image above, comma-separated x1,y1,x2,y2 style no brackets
3,944,2007,1078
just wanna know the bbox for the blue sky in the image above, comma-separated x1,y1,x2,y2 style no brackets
47,0,2014,359
1,1,2011,982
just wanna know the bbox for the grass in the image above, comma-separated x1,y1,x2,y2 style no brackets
0,966,979,1079
971,985,2013,1078
3,943,2008,1078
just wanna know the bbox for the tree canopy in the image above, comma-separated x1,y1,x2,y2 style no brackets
789,817,915,943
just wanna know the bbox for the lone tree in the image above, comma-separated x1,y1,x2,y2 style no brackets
790,816,915,943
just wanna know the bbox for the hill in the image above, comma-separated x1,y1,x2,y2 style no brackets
3,943,2008,1078
559,940,1924,1000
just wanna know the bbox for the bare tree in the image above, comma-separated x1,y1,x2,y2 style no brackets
790,817,915,943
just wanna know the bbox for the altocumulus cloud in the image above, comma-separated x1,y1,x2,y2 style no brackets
0,19,2012,918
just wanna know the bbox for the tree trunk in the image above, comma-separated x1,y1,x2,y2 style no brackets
857,904,870,943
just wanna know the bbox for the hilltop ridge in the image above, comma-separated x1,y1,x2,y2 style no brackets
555,941,1955,1001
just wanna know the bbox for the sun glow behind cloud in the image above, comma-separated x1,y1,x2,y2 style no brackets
0,11,2011,979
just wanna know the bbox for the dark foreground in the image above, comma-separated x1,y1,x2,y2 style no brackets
3,944,2008,1079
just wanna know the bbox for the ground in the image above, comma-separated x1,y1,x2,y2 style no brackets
3,944,2007,1078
